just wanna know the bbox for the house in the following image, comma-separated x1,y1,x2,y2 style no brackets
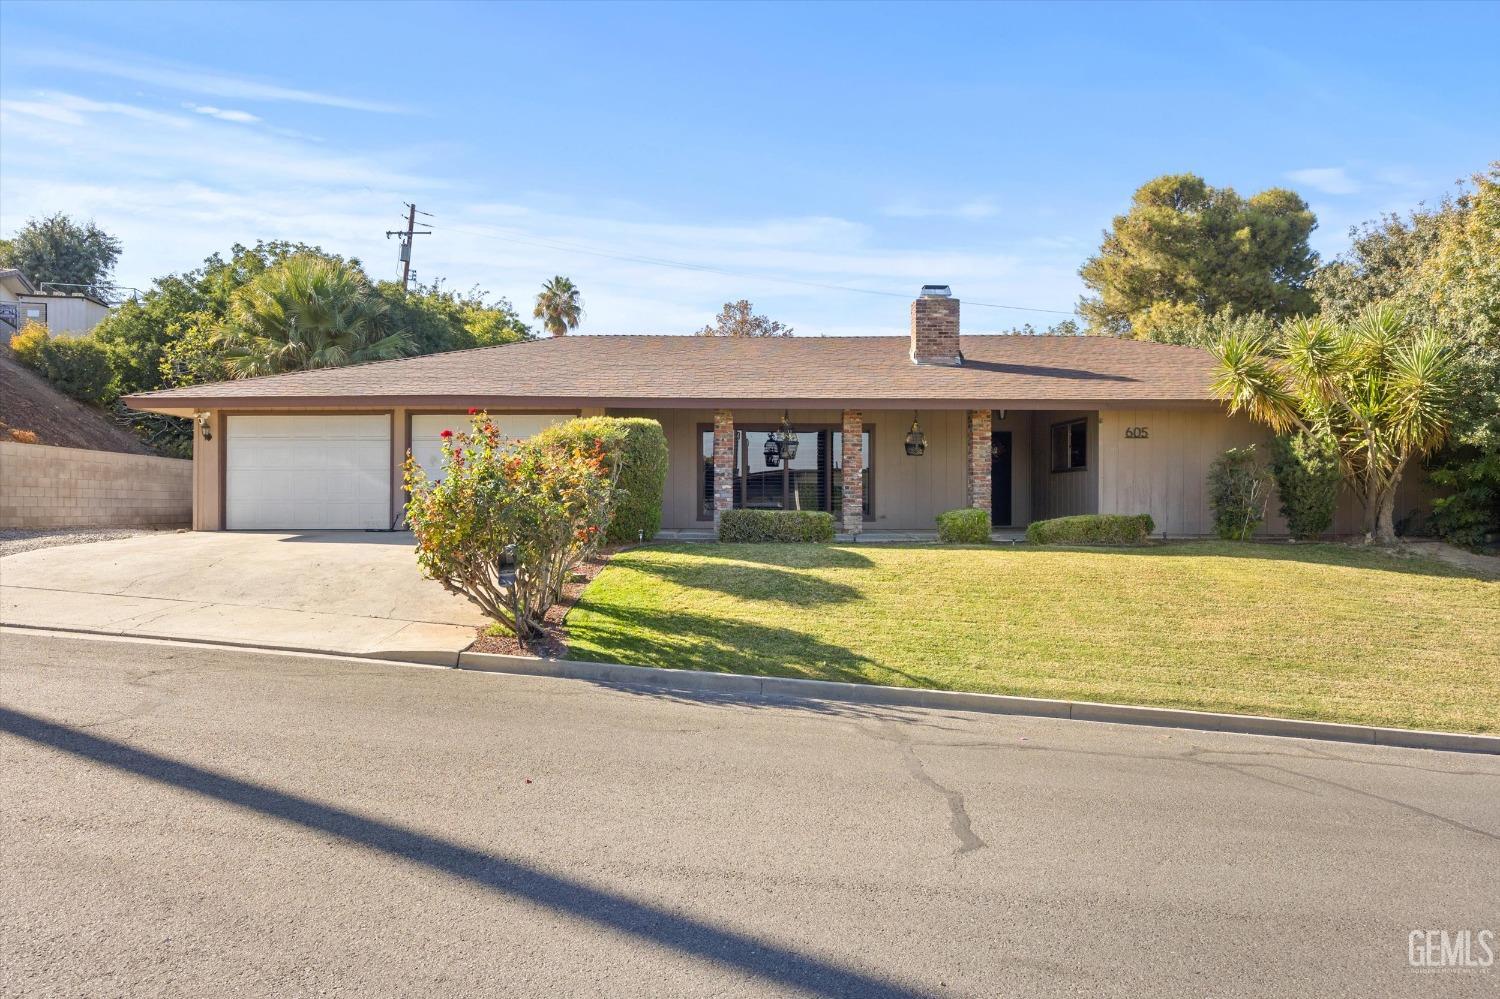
122,286,1428,537
0,268,113,339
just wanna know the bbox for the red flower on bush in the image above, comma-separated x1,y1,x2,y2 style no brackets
440,429,453,439
468,407,478,415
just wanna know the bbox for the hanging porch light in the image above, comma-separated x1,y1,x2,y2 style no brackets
770,410,799,461
762,435,780,467
904,411,926,456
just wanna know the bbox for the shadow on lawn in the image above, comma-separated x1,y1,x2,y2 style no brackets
626,558,861,605
646,543,874,570
569,602,945,691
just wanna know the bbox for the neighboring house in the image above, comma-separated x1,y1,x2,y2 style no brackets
0,268,112,339
122,285,1430,536
0,269,40,338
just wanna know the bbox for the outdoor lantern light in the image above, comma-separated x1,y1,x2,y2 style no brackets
770,411,800,461
762,436,780,467
197,412,213,442
904,412,926,456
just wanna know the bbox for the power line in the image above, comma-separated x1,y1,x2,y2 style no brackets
423,220,1077,317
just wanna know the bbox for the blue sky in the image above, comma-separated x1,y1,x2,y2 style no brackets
1,0,1495,335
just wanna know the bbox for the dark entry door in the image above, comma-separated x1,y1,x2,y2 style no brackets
991,431,1013,527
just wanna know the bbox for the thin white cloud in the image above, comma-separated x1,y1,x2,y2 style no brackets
882,198,1000,220
0,91,1079,335
14,50,404,113
184,103,261,124
1285,167,1362,196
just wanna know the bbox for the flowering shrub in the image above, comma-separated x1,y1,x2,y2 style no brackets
404,412,619,641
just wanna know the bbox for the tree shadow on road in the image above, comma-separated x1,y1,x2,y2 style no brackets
0,706,932,999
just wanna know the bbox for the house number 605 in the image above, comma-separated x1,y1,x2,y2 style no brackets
1124,426,1150,439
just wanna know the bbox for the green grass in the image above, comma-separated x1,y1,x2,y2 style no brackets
565,542,1500,734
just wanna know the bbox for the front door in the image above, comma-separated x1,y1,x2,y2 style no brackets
991,430,1013,527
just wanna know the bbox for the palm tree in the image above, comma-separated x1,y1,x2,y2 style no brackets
1210,303,1457,544
533,276,583,337
221,254,411,377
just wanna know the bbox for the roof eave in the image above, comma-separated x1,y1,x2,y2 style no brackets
123,393,1222,415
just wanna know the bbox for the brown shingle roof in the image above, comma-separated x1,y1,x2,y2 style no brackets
125,334,1220,412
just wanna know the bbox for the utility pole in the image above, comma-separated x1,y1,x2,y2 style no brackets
385,203,432,291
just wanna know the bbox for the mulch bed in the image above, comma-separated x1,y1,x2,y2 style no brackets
468,546,624,658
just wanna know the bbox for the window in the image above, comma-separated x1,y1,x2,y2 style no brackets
1050,419,1088,472
700,425,872,520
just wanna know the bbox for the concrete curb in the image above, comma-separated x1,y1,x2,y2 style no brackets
457,651,1500,755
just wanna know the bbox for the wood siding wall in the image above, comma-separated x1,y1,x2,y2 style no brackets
1096,408,1436,537
1030,410,1099,520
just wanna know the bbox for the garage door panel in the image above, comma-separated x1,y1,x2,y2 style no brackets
226,415,391,530
408,412,571,483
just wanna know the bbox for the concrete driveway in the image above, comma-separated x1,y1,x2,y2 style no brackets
0,531,486,663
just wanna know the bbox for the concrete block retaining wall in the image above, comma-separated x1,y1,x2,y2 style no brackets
0,441,192,529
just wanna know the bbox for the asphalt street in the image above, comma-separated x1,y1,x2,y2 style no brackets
2,630,1496,998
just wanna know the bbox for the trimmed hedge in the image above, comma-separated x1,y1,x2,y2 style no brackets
936,507,992,543
536,416,668,543
718,509,835,543
1025,513,1155,546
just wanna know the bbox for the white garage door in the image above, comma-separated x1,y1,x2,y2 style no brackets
409,413,571,483
226,415,391,530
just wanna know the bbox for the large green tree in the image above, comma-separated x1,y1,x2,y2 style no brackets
93,241,328,395
0,213,122,293
695,299,794,337
1080,174,1319,339
220,254,412,377
1211,304,1459,544
533,276,583,337
1311,167,1499,544
376,280,531,354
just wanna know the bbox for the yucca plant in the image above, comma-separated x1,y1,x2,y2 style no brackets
221,254,411,376
1210,303,1458,543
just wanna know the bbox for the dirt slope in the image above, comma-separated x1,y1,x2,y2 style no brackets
0,347,155,455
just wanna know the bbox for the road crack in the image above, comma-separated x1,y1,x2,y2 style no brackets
875,722,987,856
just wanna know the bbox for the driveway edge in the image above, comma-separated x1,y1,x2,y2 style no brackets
456,650,1500,755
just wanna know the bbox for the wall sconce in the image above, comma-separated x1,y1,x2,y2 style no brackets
197,413,213,441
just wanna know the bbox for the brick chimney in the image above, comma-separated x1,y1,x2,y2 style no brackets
910,285,962,366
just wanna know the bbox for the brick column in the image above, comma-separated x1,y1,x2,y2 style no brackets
712,409,735,524
966,409,992,512
840,409,863,536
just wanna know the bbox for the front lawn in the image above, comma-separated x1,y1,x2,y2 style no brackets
565,542,1500,733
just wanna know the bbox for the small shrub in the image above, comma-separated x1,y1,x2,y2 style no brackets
9,428,40,444
1269,432,1340,540
718,509,835,543
1025,513,1155,545
537,416,667,543
9,321,48,367
404,412,620,640
37,335,116,404
1208,445,1273,541
936,507,991,543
